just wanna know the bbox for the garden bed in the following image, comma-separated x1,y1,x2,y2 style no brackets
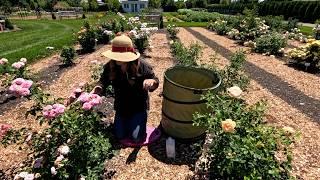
176,27,320,179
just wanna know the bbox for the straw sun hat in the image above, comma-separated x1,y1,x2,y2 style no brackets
101,35,140,62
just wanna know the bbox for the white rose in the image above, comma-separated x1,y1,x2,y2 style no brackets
282,126,295,136
58,145,70,155
20,58,27,63
227,86,243,98
51,167,57,175
24,174,35,180
14,172,28,180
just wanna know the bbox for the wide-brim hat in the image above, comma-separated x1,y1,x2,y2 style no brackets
102,35,140,62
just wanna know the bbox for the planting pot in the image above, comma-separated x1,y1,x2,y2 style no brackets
161,66,221,139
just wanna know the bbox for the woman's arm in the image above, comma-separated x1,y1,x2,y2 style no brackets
141,60,159,92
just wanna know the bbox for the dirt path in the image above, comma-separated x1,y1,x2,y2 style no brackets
178,27,320,179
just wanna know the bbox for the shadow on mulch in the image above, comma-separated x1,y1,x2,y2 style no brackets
286,63,320,76
147,124,205,170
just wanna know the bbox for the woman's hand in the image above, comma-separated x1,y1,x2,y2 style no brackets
143,79,157,91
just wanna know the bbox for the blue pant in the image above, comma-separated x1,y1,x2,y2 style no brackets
114,111,147,140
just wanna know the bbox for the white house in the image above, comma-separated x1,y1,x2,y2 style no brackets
120,0,148,13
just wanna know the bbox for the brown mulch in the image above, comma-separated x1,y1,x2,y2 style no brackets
178,27,320,179
287,39,306,49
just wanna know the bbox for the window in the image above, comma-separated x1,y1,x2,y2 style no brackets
124,4,129,8
140,4,145,9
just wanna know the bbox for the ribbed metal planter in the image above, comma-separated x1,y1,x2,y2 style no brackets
161,66,221,139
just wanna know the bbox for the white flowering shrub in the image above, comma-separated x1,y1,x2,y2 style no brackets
129,27,158,54
167,24,179,39
94,26,115,44
254,32,287,55
313,24,320,40
208,19,231,35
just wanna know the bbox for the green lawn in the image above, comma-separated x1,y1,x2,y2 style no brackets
0,19,83,64
0,14,118,65
164,22,207,27
300,26,313,36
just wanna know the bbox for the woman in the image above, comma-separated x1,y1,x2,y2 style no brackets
93,35,159,142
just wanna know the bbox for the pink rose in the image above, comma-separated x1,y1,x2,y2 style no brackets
12,78,25,85
43,105,53,111
90,96,102,106
53,104,65,114
0,124,12,137
12,62,25,69
19,88,30,96
82,102,93,110
21,80,33,89
9,84,19,92
78,93,90,103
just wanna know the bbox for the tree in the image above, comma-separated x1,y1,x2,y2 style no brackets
185,0,207,9
195,0,207,8
163,0,176,12
0,0,12,14
149,0,161,9
81,0,89,11
175,0,186,10
112,0,121,11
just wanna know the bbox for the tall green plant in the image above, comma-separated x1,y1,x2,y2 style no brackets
221,51,249,90
171,41,202,66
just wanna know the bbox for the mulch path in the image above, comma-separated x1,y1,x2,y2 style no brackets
179,27,320,179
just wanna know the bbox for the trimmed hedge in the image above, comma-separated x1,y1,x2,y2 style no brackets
207,1,320,23
207,3,255,14
258,1,320,23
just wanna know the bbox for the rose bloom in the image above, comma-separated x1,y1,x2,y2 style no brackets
282,126,295,136
227,86,243,98
20,58,27,63
58,145,70,155
221,119,236,133
12,61,25,69
0,58,8,65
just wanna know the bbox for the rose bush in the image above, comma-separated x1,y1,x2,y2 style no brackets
192,51,295,179
288,40,320,70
